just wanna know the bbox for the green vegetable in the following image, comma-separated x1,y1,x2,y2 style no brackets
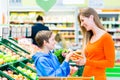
62,49,69,53
54,49,68,64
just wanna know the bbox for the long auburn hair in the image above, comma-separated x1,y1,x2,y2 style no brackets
78,7,105,51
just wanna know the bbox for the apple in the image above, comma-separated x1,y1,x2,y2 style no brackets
0,58,4,64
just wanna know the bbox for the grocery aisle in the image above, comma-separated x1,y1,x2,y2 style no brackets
0,0,120,80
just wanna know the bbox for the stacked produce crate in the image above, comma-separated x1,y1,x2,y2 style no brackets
0,37,37,80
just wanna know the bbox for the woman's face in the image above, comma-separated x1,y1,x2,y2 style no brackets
79,15,93,31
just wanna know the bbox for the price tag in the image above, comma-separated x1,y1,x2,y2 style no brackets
63,0,84,4
88,0,104,8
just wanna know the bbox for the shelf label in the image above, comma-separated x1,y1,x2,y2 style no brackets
63,0,84,4
36,0,57,12
88,0,104,8
117,29,120,32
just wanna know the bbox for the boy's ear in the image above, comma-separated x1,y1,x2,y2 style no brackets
43,40,47,46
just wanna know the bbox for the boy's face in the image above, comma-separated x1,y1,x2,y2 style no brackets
46,33,56,50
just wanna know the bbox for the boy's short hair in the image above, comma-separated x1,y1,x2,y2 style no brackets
35,30,52,48
36,15,43,21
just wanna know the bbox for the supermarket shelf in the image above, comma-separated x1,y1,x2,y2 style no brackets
45,21,74,23
115,44,120,47
78,35,83,39
0,70,14,80
102,21,120,24
78,35,120,39
9,5,76,12
107,28,120,32
115,63,120,66
63,35,75,38
6,39,30,54
98,12,120,14
0,57,27,68
107,29,117,32
10,21,74,24
49,27,75,30
112,36,120,39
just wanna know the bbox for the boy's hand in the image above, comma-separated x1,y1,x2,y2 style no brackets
62,49,72,57
65,51,74,62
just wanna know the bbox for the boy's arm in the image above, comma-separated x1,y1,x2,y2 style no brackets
36,60,70,77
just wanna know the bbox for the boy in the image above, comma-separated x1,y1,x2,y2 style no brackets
32,30,73,77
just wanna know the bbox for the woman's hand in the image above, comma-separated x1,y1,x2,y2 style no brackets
74,55,86,66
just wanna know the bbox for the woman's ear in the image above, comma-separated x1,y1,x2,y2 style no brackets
89,15,94,20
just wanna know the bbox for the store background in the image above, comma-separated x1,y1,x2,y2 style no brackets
0,0,120,80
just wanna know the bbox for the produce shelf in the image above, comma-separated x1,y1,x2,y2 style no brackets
0,70,14,80
1,38,30,54
11,61,36,80
0,64,27,80
0,38,32,59
21,59,36,72
20,61,36,72
8,37,18,43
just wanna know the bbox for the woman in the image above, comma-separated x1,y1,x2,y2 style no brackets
76,7,115,80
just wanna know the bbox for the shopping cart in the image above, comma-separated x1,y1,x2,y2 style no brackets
38,76,94,80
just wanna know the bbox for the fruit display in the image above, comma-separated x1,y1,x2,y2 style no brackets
17,38,41,54
0,52,21,65
21,59,36,72
26,62,36,70
3,70,27,80
0,38,38,80
17,66,36,79
0,71,10,80
18,43,41,55
0,77,8,80
0,45,25,65
0,39,32,59
13,62,37,80
0,65,27,80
